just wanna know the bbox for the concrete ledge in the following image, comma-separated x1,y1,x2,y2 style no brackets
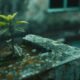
21,34,80,80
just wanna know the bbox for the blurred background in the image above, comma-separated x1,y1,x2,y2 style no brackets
0,0,80,47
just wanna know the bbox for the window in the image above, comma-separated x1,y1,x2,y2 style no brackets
67,0,79,7
48,0,80,12
50,0,64,8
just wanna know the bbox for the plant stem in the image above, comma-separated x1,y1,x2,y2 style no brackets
9,22,15,54
11,30,15,54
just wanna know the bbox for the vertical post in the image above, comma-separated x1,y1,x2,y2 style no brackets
64,0,67,11
79,0,80,9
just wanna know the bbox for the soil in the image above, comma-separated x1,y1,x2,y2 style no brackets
0,46,11,58
0,41,41,66
0,40,47,79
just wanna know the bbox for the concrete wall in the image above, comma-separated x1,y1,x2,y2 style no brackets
0,0,80,23
0,0,80,38
26,0,49,23
24,0,80,35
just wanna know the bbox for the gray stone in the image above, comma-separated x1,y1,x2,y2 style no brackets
21,34,80,80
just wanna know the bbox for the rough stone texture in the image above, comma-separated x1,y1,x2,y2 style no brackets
0,34,80,80
21,34,80,80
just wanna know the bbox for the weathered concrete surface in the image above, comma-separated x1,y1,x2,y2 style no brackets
0,34,80,80
21,34,80,80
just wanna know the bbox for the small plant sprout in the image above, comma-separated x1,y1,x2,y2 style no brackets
0,12,28,55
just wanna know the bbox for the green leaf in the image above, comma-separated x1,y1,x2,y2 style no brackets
16,21,28,24
7,12,18,21
0,12,18,21
0,28,8,35
0,22,7,26
12,12,17,19
7,15,13,21
15,27,25,32
0,15,7,20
